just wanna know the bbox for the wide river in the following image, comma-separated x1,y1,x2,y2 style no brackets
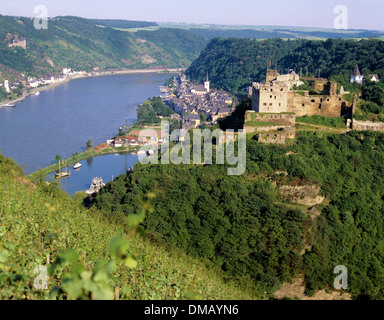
0,72,174,194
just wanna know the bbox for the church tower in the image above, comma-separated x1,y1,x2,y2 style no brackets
204,72,210,93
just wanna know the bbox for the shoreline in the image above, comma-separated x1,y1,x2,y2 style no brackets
0,67,184,109
26,145,142,181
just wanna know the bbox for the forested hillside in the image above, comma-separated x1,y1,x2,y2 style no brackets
0,15,208,81
0,152,254,300
93,126,384,300
186,38,384,94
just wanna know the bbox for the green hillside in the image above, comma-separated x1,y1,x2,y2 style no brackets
0,15,208,82
186,38,384,95
0,152,254,300
92,124,384,300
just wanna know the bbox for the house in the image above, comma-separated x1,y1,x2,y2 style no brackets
368,74,380,82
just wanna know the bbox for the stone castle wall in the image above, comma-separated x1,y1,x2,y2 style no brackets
352,119,384,132
287,92,347,117
252,82,351,117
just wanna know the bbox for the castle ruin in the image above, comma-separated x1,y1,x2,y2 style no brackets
252,70,353,117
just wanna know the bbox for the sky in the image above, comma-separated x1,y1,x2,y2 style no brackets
0,0,383,30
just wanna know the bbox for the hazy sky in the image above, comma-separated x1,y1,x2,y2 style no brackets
1,0,383,30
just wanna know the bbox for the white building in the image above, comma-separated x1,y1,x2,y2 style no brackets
62,68,72,75
4,80,10,93
368,74,380,82
350,65,364,84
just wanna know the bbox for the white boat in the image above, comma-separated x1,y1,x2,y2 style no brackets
136,150,146,155
73,162,82,169
3,104,15,108
35,92,40,96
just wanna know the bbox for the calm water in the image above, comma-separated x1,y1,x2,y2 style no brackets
0,72,173,193
48,153,141,195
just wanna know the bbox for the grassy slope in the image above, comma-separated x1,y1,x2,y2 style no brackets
0,155,254,300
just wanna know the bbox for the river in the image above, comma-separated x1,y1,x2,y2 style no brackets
0,72,174,194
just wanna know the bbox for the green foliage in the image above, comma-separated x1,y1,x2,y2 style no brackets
0,151,252,300
93,161,307,297
361,81,384,109
186,38,302,95
187,38,384,95
55,155,62,163
93,129,384,299
296,115,346,128
86,138,93,150
0,86,7,101
137,97,174,124
136,28,208,65
0,16,207,80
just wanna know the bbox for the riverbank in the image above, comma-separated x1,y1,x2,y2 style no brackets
27,143,141,181
0,67,184,109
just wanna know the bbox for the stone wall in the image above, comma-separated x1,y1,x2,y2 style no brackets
287,92,348,117
352,119,384,132
252,71,352,117
258,132,286,144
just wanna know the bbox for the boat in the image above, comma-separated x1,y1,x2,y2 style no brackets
35,92,40,96
136,150,146,155
3,104,16,108
85,177,105,195
73,162,82,170
55,160,71,178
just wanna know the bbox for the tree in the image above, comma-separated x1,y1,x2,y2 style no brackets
199,112,207,122
86,138,93,150
362,80,384,108
0,86,8,101
55,155,62,163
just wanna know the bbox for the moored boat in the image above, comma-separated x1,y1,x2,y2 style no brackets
55,160,71,178
73,162,82,169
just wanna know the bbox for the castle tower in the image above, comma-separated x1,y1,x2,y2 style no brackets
329,81,337,96
204,72,210,93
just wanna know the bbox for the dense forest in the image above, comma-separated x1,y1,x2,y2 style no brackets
92,127,384,299
186,38,384,95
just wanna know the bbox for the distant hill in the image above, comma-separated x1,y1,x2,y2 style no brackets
186,38,384,94
188,27,384,41
158,22,384,40
0,15,207,82
90,18,157,29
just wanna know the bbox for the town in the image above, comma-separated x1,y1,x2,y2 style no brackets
162,74,235,129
